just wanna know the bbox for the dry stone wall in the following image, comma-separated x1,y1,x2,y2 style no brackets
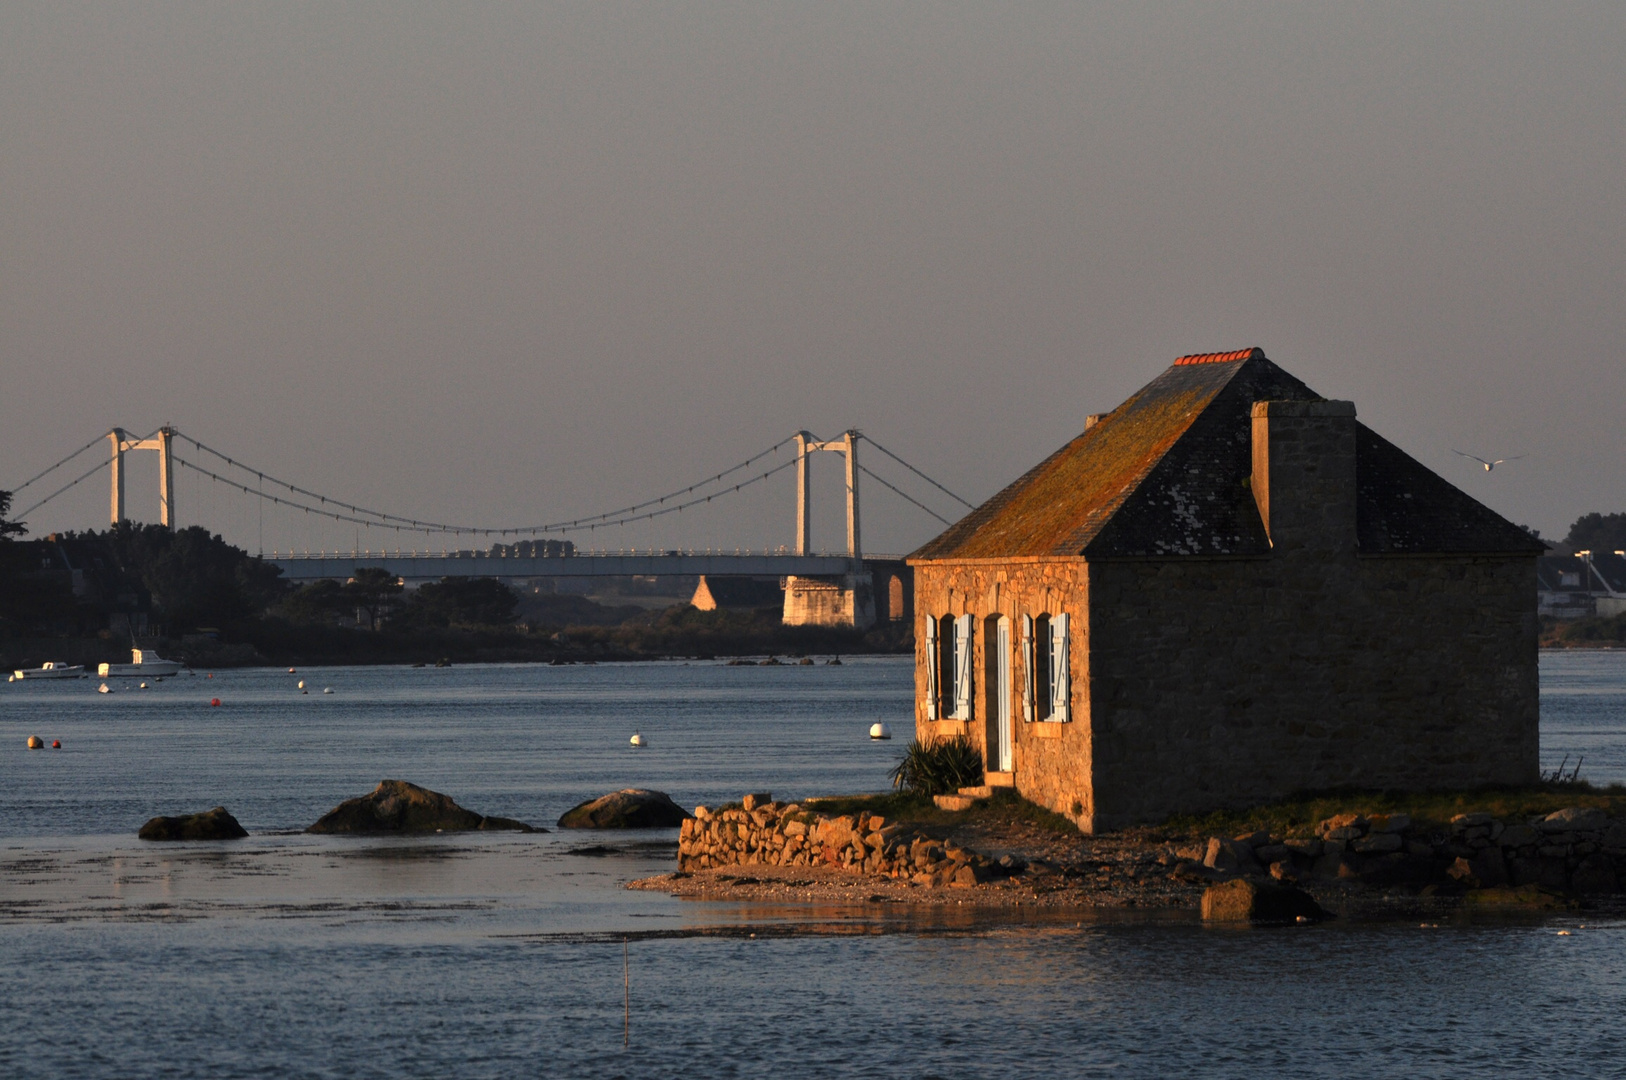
677,793,1013,887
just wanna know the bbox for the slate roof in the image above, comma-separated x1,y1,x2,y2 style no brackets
911,349,1544,561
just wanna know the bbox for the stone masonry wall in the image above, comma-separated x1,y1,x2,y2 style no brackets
1184,806,1626,896
1088,553,1537,828
912,560,1095,829
678,793,1011,886
911,551,1537,833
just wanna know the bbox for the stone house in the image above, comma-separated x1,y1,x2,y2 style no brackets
907,348,1544,832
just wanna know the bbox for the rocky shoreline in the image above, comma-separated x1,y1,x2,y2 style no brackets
629,791,1626,921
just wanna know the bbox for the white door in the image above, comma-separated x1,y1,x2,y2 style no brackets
995,616,1012,771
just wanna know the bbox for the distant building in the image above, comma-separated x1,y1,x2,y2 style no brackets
908,348,1544,832
1538,552,1626,619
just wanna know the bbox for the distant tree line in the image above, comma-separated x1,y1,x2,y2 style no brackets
0,491,521,640
1559,512,1626,555
0,492,903,661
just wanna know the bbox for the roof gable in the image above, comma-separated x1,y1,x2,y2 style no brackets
911,354,1254,560
1355,426,1545,555
911,349,1544,562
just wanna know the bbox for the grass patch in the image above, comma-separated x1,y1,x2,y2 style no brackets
1160,783,1626,840
801,788,1078,835
801,792,935,819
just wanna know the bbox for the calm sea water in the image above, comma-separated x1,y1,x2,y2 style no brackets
2,652,1624,1078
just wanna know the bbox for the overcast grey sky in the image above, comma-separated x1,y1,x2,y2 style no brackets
2,2,1621,555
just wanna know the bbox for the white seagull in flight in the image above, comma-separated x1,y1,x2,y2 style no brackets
1452,450,1525,472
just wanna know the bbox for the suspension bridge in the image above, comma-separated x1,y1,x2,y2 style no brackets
7,425,976,627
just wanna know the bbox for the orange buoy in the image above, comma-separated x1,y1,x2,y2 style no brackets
26,735,43,749
288,667,296,673
210,697,221,707
51,740,60,749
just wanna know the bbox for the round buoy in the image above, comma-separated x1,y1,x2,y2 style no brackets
139,681,148,689
323,687,333,694
869,722,892,740
27,735,43,749
210,697,221,707
629,732,647,747
288,667,296,674
98,683,112,694
51,740,60,749
207,673,213,679
297,680,305,690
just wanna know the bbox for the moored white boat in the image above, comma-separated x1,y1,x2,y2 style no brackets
13,661,85,680
97,649,183,678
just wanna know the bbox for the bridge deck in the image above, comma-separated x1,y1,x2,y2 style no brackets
267,552,900,581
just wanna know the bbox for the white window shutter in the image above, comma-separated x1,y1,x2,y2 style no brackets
1051,613,1071,722
954,614,974,719
1020,614,1035,722
924,614,939,720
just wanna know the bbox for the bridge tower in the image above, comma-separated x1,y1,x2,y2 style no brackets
786,430,874,629
108,426,176,527
793,430,861,564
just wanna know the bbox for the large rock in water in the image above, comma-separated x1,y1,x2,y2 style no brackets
558,788,692,829
1201,878,1330,924
138,806,249,841
306,780,540,834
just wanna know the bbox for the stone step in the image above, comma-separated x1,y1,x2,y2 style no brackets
985,771,1016,788
957,785,994,799
932,793,981,811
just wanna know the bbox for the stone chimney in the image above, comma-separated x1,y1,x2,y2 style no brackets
1250,400,1357,555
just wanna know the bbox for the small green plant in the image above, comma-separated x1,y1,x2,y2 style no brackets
889,735,984,796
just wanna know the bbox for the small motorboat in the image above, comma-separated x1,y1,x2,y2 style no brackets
97,649,183,678
13,662,85,680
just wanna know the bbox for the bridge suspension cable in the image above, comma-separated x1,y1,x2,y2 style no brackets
170,430,798,536
14,457,111,520
860,435,976,509
856,464,952,526
9,433,109,494
170,450,803,537
10,425,976,539
11,428,162,520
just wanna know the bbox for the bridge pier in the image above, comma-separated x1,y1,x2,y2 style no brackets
782,572,876,630
780,558,911,630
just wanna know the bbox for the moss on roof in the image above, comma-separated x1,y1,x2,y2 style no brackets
910,350,1544,562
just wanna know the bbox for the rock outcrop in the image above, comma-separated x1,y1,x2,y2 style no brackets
138,806,249,841
1176,806,1626,895
558,789,692,829
306,780,540,834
